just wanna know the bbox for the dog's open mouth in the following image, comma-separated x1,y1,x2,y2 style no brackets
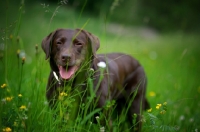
58,65,78,80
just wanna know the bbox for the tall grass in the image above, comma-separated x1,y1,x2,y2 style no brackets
0,1,200,132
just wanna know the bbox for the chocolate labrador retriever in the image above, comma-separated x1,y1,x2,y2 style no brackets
42,28,149,131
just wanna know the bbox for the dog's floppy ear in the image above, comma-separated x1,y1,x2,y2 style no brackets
41,30,58,60
77,29,100,56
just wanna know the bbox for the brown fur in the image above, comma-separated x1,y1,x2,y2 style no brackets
41,29,150,131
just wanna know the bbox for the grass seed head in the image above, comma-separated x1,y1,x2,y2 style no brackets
22,57,26,64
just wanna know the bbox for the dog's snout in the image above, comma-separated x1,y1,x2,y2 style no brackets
61,54,71,62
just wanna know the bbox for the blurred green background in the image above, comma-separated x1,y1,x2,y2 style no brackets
0,0,200,131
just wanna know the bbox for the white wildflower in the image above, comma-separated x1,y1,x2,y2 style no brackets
44,101,48,105
19,50,26,58
100,126,105,132
97,61,106,68
189,118,194,122
1,98,6,104
179,115,185,121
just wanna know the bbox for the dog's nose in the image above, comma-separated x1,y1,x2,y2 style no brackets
61,54,71,62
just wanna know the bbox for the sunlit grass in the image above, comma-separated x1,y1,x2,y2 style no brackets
0,1,200,132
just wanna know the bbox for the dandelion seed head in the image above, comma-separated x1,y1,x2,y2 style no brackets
44,101,48,105
19,50,26,58
95,116,99,119
1,98,6,104
97,61,106,68
0,43,4,50
100,127,105,132
21,115,28,120
179,115,185,121
189,118,194,122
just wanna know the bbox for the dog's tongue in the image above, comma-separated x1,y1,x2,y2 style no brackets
58,66,77,80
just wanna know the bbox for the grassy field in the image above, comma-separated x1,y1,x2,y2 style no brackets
0,1,200,132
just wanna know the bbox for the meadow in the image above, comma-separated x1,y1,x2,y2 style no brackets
0,1,200,131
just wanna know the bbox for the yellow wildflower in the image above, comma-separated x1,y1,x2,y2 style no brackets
58,92,67,100
156,104,162,109
19,105,27,110
1,83,7,88
149,91,156,97
147,108,152,112
160,110,166,114
9,35,13,39
60,92,67,97
2,127,12,132
163,102,167,105
17,49,20,57
157,104,162,107
18,94,22,97
5,97,13,102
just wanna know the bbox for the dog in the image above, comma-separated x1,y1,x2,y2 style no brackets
41,28,150,131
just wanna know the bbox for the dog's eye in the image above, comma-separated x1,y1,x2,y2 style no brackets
56,41,62,45
74,42,82,46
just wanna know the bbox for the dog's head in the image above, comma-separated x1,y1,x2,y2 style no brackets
41,29,100,80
